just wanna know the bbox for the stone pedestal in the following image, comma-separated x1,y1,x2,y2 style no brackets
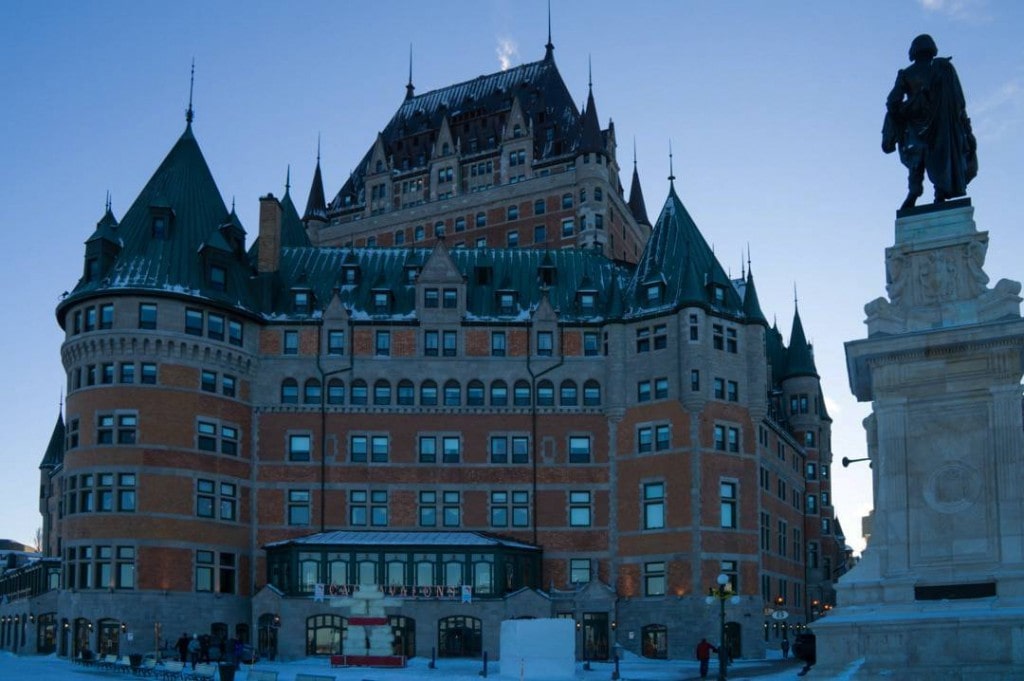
814,201,1024,679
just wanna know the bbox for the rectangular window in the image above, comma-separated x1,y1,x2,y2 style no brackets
228,320,243,347
712,324,724,350
760,512,771,551
570,558,591,584
690,369,700,391
101,363,114,384
349,490,367,526
350,435,367,462
726,328,738,353
375,330,391,356
491,331,506,357
221,374,236,398
778,520,788,557
201,370,217,393
721,481,737,528
283,330,298,355
371,490,389,526
288,490,311,526
689,314,699,341
99,304,114,330
119,363,134,384
197,421,217,451
197,479,215,518
443,289,457,309
117,414,137,444
289,433,312,461
138,303,157,330
84,307,96,332
418,436,436,463
644,561,666,596
442,330,457,357
569,436,591,463
419,491,437,527
569,491,592,526
654,377,668,399
442,491,460,527
653,324,667,349
643,482,665,530
506,230,519,248
140,362,157,384
728,427,740,453
636,327,650,353
328,329,345,355
637,426,653,453
727,380,739,402
185,309,204,336
637,380,651,402
714,377,725,399
537,331,553,356
713,425,726,451
442,436,461,463
196,550,214,592
424,288,439,308
371,435,389,462
583,332,600,356
424,330,439,356
207,313,224,341
655,424,670,451
561,218,574,237
489,436,508,464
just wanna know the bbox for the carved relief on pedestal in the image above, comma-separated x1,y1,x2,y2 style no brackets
923,461,981,514
885,238,988,308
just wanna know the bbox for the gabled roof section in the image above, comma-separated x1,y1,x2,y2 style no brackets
272,246,632,322
86,205,121,245
785,306,819,378
39,412,65,470
626,185,742,317
57,122,259,321
329,53,583,211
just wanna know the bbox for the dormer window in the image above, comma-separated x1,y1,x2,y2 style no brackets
373,291,391,314
153,217,166,238
513,124,522,138
209,265,226,292
293,291,310,314
342,265,360,285
579,292,596,313
498,291,517,315
646,284,663,305
405,266,420,284
475,266,492,286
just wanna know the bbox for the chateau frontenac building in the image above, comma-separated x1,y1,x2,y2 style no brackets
0,35,846,664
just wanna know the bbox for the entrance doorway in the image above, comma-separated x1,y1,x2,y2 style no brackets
257,614,278,660
725,621,742,658
390,615,415,658
582,612,609,661
640,624,667,659
438,616,481,657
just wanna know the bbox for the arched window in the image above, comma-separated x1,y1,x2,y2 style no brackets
475,212,487,228
583,380,602,406
490,380,508,406
281,379,298,404
304,379,321,405
394,229,406,245
327,379,345,405
350,380,368,405
374,380,391,405
536,380,554,406
415,225,425,241
467,380,485,406
397,380,415,406
513,380,531,406
438,616,482,658
306,614,344,656
421,380,438,406
561,193,573,209
560,380,578,406
444,380,461,406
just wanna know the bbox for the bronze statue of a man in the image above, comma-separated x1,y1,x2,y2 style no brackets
883,34,978,210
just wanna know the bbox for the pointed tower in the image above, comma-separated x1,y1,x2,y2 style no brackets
38,412,65,553
303,142,328,238
627,148,651,229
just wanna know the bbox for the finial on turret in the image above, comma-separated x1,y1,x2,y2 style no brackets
285,164,291,194
186,58,195,124
668,139,676,184
406,45,415,100
317,133,322,164
545,0,554,59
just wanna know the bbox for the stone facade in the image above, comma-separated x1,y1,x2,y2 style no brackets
815,200,1024,679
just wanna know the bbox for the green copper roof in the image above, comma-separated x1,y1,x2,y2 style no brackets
58,123,259,323
742,270,768,326
785,306,819,378
39,412,65,470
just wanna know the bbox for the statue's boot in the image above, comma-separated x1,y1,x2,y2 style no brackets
900,191,919,211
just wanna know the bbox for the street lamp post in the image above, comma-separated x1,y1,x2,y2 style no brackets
705,573,741,681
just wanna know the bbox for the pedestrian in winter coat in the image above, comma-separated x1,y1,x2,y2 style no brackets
175,633,189,663
696,638,718,679
187,634,201,669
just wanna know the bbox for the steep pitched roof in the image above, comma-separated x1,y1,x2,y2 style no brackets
303,157,327,222
58,123,259,321
742,269,768,326
626,184,742,317
280,188,311,248
578,85,604,155
329,53,583,211
785,306,819,378
39,412,65,470
627,161,650,226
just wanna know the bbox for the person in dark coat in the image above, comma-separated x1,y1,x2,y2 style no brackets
695,638,718,679
781,637,790,659
175,633,189,663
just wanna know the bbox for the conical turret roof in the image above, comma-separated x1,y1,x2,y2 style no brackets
39,412,65,470
785,306,819,378
627,161,650,226
303,157,327,222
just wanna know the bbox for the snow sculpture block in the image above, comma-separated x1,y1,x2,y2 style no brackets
498,618,575,680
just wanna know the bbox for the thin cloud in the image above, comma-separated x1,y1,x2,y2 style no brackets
496,37,518,71
917,0,992,22
971,78,1024,142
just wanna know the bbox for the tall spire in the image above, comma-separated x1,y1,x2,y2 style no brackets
627,138,650,227
544,0,554,59
285,165,291,194
186,58,195,125
668,140,676,186
405,44,415,100
579,56,603,155
304,139,328,223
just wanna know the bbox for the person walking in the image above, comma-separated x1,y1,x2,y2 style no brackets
781,637,790,659
187,634,201,670
695,638,718,679
175,633,189,663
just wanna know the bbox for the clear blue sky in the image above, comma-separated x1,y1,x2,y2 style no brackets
2,0,1022,554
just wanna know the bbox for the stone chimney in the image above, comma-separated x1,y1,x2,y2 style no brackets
258,193,282,274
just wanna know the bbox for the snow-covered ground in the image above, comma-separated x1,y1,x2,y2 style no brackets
0,650,860,680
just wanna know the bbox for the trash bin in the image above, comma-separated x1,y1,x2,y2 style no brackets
218,662,236,681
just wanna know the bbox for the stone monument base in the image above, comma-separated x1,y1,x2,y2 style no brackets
813,595,1024,680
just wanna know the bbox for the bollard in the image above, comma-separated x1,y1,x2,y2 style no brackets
611,653,620,680
480,650,488,677
429,646,436,669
